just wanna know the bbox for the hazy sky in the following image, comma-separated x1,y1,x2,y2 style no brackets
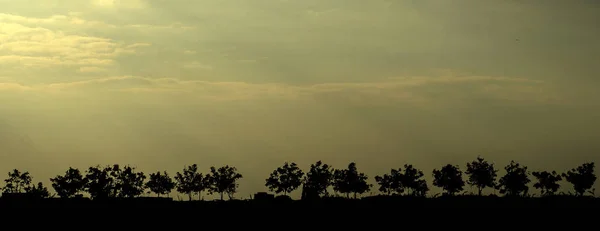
1,0,599,198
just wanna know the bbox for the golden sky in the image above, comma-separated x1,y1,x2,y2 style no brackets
1,0,599,198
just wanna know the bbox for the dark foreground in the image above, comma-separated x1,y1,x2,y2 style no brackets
2,195,597,226
2,195,598,208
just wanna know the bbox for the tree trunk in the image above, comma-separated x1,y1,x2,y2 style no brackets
478,187,482,196
220,192,224,200
188,193,192,201
353,192,357,199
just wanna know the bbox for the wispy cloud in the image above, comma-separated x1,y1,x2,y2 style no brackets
0,23,142,68
79,66,108,73
0,73,560,106
0,13,161,73
182,61,213,70
0,13,195,31
91,0,147,9
183,50,197,55
0,82,32,91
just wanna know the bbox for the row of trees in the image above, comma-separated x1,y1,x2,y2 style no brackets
1,164,242,200
1,157,597,200
266,158,596,198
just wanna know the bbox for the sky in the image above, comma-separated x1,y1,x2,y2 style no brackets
0,0,599,199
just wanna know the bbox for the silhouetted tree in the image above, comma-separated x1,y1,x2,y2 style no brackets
207,165,243,200
532,170,562,197
193,173,210,201
498,161,530,197
115,165,146,198
85,165,117,200
562,162,597,196
465,156,498,196
265,162,304,196
25,182,50,198
300,183,318,200
175,164,202,201
432,164,465,196
146,171,175,197
401,164,428,196
332,162,371,198
106,164,124,197
303,161,334,198
415,181,429,197
50,167,87,199
375,168,404,195
2,169,32,193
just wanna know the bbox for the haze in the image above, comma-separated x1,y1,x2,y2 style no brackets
1,0,599,198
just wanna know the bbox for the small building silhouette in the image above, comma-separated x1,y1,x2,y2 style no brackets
254,192,274,201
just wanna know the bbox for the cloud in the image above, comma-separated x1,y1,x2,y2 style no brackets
0,82,32,91
0,13,194,32
0,13,192,76
126,43,152,49
0,21,149,71
91,0,114,6
0,73,561,106
183,50,197,55
0,13,68,24
91,0,147,9
182,61,213,70
237,57,268,63
79,66,108,73
0,13,115,29
125,23,195,30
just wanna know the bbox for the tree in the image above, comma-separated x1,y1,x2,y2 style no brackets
401,164,428,196
432,164,465,196
265,162,304,196
465,156,498,196
414,180,429,197
532,170,562,197
146,171,175,197
115,165,146,198
375,168,404,195
303,161,334,198
498,161,530,197
25,182,50,198
175,164,202,201
2,169,32,193
207,165,243,200
50,167,87,199
84,165,117,200
332,162,371,198
194,174,210,201
562,162,596,196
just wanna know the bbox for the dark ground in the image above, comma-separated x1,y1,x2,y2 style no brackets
2,195,598,209
2,195,596,225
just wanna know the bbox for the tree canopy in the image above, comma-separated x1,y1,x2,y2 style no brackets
433,164,465,196
332,162,371,198
265,162,304,196
0,159,597,200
